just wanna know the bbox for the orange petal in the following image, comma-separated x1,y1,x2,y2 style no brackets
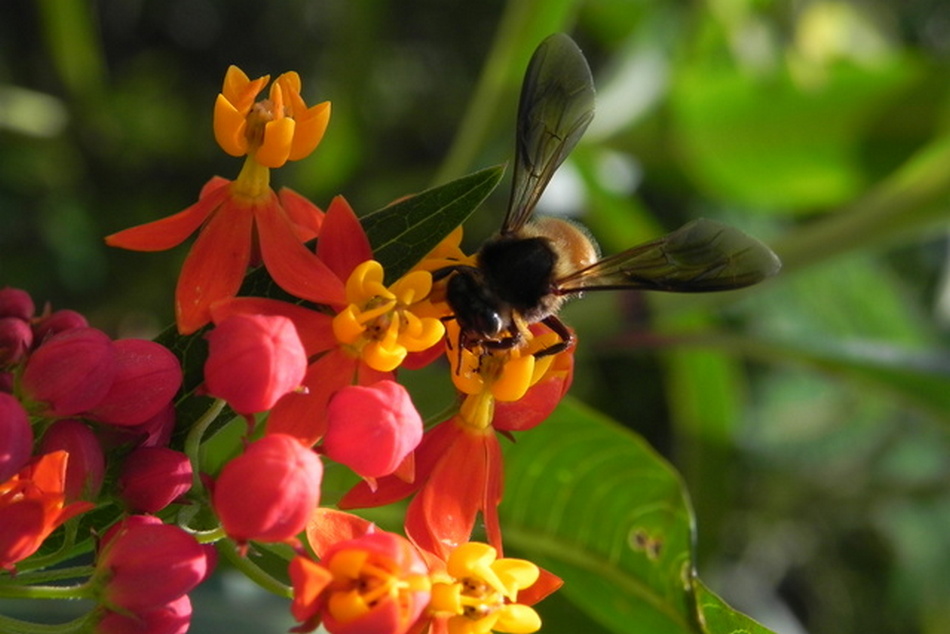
175,200,253,334
256,197,346,306
277,187,325,242
305,508,375,559
267,350,354,445
221,65,268,113
254,118,295,168
289,101,331,161
105,181,229,252
406,424,489,561
317,196,373,282
214,94,250,157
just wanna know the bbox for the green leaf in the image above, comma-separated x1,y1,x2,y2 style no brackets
694,580,776,634
501,396,773,634
361,164,505,283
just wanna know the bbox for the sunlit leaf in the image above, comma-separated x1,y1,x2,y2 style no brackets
501,396,773,634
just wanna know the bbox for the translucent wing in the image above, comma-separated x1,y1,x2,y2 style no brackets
503,33,596,235
555,219,782,293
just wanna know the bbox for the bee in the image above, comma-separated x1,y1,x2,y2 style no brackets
435,33,781,358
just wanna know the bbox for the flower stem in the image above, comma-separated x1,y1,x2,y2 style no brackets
216,539,293,599
0,613,93,634
184,397,227,492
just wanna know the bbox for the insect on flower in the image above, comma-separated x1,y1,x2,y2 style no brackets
434,33,782,358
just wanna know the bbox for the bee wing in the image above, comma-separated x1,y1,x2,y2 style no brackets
555,219,782,293
503,33,596,235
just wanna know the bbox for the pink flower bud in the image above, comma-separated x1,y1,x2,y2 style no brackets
204,314,307,414
212,433,322,546
100,514,163,551
0,287,34,321
323,380,423,479
0,317,32,365
0,393,33,483
88,339,182,426
118,447,192,513
98,523,208,612
38,419,105,502
32,309,89,344
96,594,192,634
21,327,117,417
124,403,177,448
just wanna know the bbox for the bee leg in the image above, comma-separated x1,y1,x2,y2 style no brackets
533,315,575,358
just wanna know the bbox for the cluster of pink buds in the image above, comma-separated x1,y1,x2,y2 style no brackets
0,286,210,631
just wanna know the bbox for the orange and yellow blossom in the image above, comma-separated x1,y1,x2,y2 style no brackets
428,543,551,634
106,65,340,334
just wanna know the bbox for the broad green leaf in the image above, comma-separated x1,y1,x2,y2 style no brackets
501,396,773,634
361,164,505,283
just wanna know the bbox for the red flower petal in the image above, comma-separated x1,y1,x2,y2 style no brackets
316,196,373,283
304,508,375,559
405,424,492,560
278,187,325,242
266,350,355,445
256,195,346,306
104,180,229,251
175,199,254,335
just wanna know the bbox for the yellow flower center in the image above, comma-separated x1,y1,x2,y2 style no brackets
448,323,560,429
429,543,542,634
325,548,430,624
332,260,445,372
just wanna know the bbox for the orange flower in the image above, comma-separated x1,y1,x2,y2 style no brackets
105,66,341,334
214,66,330,169
0,451,94,571
428,543,554,634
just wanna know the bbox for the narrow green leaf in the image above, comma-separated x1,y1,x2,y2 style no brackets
361,164,505,283
501,396,771,634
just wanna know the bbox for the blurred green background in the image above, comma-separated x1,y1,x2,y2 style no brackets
2,0,950,633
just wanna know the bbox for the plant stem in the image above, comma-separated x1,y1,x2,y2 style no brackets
215,539,293,599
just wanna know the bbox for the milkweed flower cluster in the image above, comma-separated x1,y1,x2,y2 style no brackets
2,64,571,634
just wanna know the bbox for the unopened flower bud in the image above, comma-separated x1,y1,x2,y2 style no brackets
117,447,192,513
96,593,192,634
0,287,34,321
212,433,322,546
323,380,423,479
38,419,105,502
97,522,208,612
0,317,32,365
21,327,117,417
0,393,33,482
32,309,89,344
205,314,307,414
88,339,182,426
